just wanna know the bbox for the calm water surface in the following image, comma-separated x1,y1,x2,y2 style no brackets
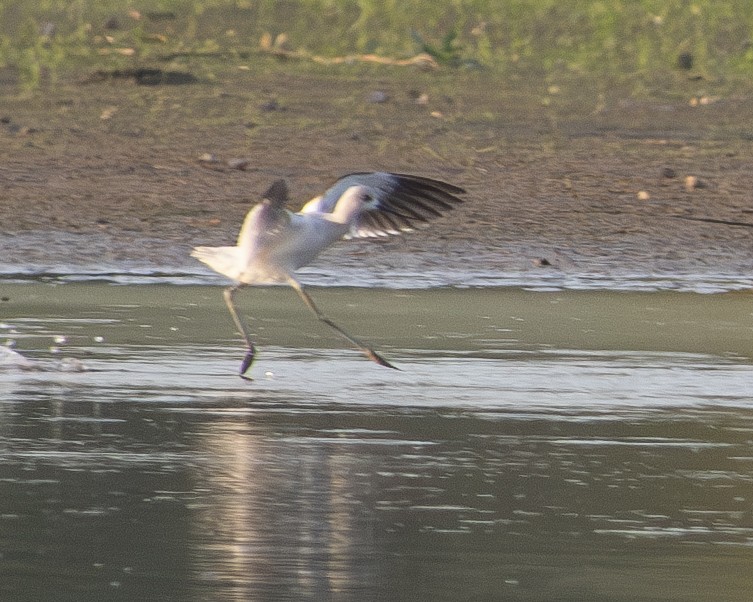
1,283,753,601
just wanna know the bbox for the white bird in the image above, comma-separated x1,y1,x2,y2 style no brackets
191,172,465,379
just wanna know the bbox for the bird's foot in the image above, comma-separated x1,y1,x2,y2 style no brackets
366,349,399,370
239,347,256,380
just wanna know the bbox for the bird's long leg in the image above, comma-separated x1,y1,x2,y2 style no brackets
223,285,256,379
286,277,398,369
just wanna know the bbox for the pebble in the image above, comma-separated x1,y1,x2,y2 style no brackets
100,107,118,120
661,167,676,179
227,158,250,170
677,52,693,70
366,90,389,104
40,22,56,38
532,257,552,267
408,90,429,105
684,175,706,191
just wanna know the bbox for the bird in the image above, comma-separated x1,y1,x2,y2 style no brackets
191,172,465,379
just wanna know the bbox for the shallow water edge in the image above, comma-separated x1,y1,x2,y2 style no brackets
2,282,753,601
3,282,753,358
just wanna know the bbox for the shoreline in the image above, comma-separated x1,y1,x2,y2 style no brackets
2,67,753,291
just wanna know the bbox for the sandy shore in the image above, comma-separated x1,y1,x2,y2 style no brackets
1,64,752,288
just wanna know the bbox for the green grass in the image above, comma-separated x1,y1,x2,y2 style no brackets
1,0,753,89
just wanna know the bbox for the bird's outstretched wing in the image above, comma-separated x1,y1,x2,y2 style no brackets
300,172,466,238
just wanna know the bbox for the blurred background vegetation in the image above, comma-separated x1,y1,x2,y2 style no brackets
1,0,753,89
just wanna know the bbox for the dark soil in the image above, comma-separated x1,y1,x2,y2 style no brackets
1,59,753,282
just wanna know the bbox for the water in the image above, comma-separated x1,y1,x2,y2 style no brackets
2,234,753,293
2,283,753,600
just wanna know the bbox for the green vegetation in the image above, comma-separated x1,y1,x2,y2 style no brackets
1,0,753,89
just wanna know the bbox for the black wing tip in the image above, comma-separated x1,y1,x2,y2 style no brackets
263,179,289,207
395,173,466,196
330,171,465,237
338,171,467,198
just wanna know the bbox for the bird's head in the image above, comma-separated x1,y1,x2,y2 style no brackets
330,185,376,225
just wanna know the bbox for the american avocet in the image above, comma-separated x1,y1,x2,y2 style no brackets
191,172,465,379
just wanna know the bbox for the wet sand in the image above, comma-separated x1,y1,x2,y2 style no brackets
1,61,753,285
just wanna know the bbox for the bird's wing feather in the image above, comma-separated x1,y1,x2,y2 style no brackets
236,179,290,248
262,179,289,210
300,172,465,239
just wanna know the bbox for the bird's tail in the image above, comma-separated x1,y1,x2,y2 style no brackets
191,246,243,281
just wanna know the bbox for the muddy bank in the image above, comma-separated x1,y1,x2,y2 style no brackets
1,60,753,288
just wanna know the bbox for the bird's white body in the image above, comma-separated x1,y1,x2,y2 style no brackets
190,172,465,376
192,205,350,284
